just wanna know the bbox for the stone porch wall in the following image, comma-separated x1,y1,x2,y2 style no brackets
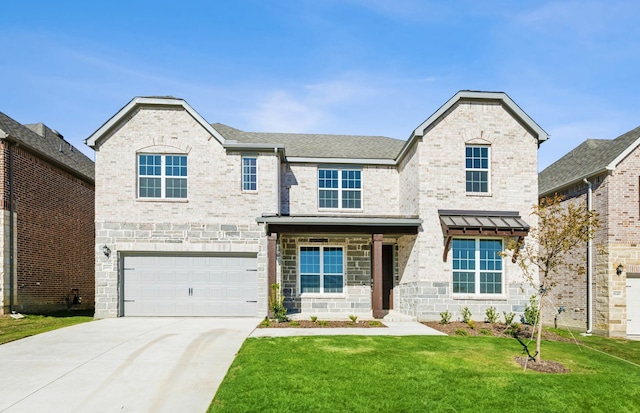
279,235,373,316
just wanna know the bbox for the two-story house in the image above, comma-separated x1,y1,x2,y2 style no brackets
86,91,547,321
0,112,95,314
539,125,640,337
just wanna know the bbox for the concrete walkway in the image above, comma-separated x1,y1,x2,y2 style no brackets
0,317,259,413
250,321,446,337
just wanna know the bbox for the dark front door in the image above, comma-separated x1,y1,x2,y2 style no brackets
382,245,394,310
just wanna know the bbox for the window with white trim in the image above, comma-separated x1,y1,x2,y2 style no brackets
465,146,489,193
242,156,257,191
452,238,503,295
318,168,361,209
138,154,187,199
299,246,344,294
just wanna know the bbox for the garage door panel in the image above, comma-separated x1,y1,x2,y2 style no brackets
123,255,258,316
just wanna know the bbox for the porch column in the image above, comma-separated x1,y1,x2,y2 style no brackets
267,232,278,317
372,233,384,318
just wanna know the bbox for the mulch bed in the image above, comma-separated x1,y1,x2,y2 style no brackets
513,356,570,373
259,320,386,328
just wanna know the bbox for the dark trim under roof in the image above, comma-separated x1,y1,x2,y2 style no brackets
256,215,422,235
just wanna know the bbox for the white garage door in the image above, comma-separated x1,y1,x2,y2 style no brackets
628,275,640,335
122,255,258,317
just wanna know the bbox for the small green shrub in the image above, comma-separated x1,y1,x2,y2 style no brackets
310,316,318,323
506,323,521,336
439,310,452,325
260,318,271,327
503,311,516,326
455,329,469,336
485,306,499,324
289,321,300,327
467,320,475,329
366,320,384,327
269,283,288,322
317,320,329,326
479,328,492,336
523,296,540,326
349,315,358,323
460,307,472,324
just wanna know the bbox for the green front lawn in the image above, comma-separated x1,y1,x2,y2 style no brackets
210,335,640,412
0,313,93,345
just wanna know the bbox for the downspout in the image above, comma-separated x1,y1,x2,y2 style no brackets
8,142,14,313
583,178,593,335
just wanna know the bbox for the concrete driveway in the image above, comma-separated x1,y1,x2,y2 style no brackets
0,317,259,413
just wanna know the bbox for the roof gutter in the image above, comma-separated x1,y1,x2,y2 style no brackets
285,156,396,166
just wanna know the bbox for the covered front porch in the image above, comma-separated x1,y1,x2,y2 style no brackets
257,216,422,318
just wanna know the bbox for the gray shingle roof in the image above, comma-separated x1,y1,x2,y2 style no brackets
212,123,406,160
0,112,94,182
539,125,640,195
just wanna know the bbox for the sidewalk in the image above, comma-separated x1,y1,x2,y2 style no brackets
249,321,446,338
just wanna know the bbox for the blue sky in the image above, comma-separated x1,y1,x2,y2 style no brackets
1,1,638,170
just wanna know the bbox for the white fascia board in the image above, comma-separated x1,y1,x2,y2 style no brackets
606,136,640,170
286,156,396,165
0,128,8,139
85,97,226,148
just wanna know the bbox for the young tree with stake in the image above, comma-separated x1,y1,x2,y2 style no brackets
503,194,598,362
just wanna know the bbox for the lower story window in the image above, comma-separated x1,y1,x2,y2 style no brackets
299,246,344,294
452,238,503,295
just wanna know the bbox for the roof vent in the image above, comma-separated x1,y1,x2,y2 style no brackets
59,143,63,153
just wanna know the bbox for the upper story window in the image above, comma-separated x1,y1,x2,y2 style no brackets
138,154,187,199
465,146,489,193
452,238,503,295
318,168,361,209
242,156,257,192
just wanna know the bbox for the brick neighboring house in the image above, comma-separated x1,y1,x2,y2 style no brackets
0,113,95,314
539,126,640,337
87,91,548,321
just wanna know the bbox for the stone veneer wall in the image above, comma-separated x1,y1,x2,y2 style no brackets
95,221,267,318
395,281,533,322
279,235,373,315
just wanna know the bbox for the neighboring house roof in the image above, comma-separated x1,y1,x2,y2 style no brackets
211,123,405,162
0,112,95,182
539,125,640,196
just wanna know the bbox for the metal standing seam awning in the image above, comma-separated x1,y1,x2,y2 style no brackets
438,210,530,262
